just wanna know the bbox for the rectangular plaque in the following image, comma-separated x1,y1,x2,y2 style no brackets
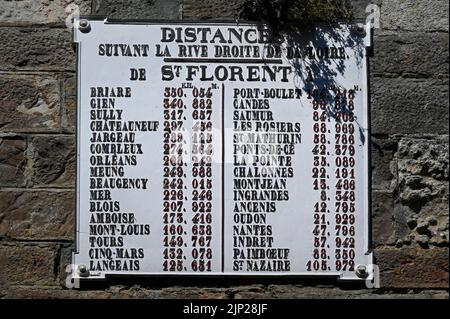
72,18,373,281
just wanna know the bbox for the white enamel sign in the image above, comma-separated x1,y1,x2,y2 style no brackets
73,19,373,281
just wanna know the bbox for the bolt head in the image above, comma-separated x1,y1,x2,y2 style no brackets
355,265,368,278
78,19,91,33
78,265,87,273
353,24,366,36
78,264,89,277
79,19,89,27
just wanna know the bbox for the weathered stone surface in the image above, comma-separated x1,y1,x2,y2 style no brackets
372,191,396,246
160,287,228,299
234,285,449,299
108,285,226,299
1,283,449,299
0,136,26,187
381,0,449,32
183,0,382,21
1,286,112,299
428,290,450,299
371,135,397,190
0,244,57,285
58,244,80,288
266,285,441,299
183,0,245,20
350,0,382,20
28,135,75,187
394,136,449,247
227,284,266,298
397,136,449,182
0,0,91,26
375,247,449,289
0,191,75,240
391,205,413,246
108,286,161,299
371,78,449,134
0,134,75,188
62,74,76,133
0,28,74,71
92,0,180,19
371,31,449,78
265,285,344,299
0,73,60,132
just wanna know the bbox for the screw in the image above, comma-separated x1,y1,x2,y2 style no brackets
355,265,368,278
78,264,89,277
78,19,91,33
353,24,366,36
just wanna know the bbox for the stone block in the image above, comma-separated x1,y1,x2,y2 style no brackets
0,190,75,240
395,136,449,247
371,135,397,190
0,28,74,71
92,0,180,19
372,191,396,246
371,31,449,78
183,0,245,20
0,0,91,26
0,244,57,285
375,247,449,289
381,0,449,32
371,78,449,134
27,135,75,187
0,73,60,133
0,136,27,187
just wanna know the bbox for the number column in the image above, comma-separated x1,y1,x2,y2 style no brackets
306,88,332,273
162,87,188,272
190,86,214,272
333,88,357,273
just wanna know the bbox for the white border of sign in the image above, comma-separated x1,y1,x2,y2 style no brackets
71,17,373,282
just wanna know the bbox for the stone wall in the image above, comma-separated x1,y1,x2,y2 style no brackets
0,0,448,299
